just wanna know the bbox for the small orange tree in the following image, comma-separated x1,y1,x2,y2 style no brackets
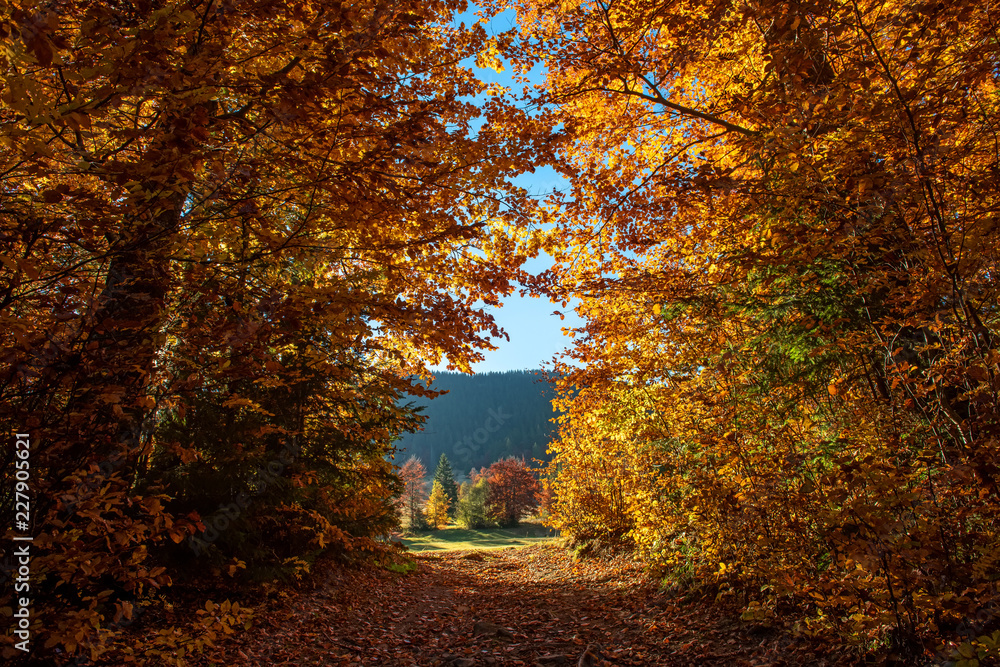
424,480,451,530
485,457,541,527
397,456,429,530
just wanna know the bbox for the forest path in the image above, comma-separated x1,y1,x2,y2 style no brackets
195,544,850,666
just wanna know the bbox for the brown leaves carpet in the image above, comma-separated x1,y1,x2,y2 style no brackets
192,544,854,666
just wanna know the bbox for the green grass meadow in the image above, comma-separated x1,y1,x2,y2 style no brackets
399,522,561,552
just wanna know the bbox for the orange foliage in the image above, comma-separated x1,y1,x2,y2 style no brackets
424,480,451,529
398,456,429,529
0,0,537,661
485,457,541,527
493,0,1000,653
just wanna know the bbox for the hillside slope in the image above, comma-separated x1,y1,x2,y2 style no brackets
394,370,558,473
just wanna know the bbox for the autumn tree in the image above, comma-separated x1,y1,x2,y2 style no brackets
0,0,541,661
397,456,429,530
424,480,451,530
485,457,541,527
493,0,1000,653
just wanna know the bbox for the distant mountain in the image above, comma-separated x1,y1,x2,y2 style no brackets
393,370,559,475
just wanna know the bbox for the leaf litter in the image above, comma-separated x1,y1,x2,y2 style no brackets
189,544,855,666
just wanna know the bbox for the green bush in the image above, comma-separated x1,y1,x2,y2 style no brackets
455,478,493,529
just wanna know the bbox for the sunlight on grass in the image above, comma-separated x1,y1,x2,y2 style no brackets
400,522,561,552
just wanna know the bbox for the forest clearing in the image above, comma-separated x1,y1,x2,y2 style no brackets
399,522,560,552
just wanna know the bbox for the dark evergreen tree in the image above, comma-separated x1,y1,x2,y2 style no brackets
433,453,459,507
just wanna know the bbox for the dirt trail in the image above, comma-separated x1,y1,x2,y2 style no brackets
194,544,851,666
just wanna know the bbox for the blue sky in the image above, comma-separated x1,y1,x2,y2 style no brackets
436,9,585,374
443,167,586,373
464,253,584,374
